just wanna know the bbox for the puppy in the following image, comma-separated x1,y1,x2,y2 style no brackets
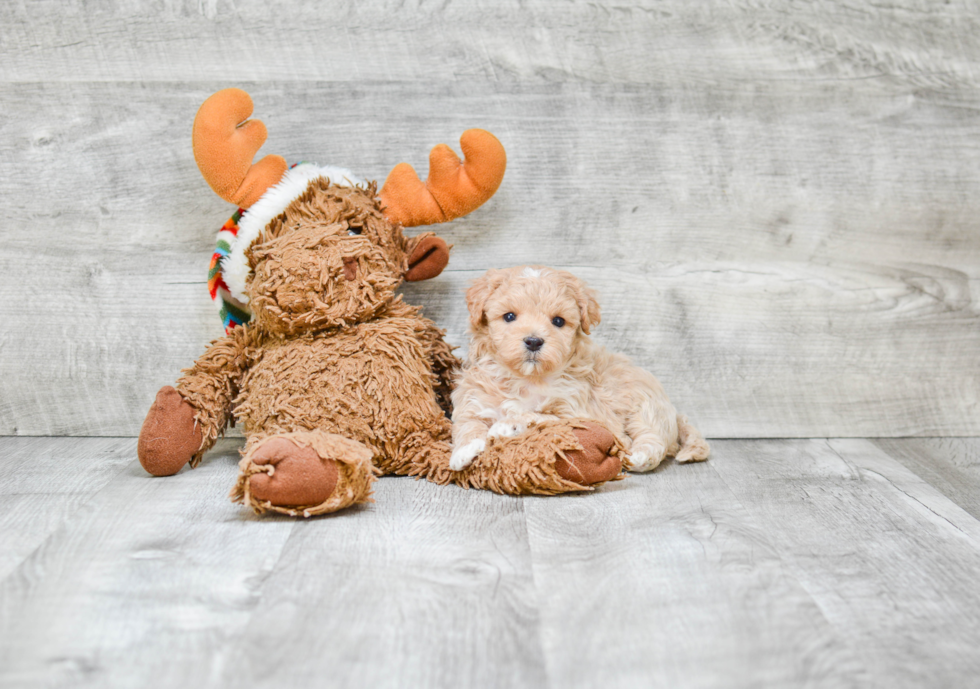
449,266,710,472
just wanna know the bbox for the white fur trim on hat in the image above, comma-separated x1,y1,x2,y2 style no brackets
222,163,365,304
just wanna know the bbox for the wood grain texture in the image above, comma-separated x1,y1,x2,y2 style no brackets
1,0,978,86
3,437,980,687
0,438,297,689
2,77,979,437
523,464,868,688
710,439,980,688
0,437,133,580
220,480,546,689
872,438,980,520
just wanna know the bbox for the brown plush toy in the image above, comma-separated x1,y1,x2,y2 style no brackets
137,89,624,517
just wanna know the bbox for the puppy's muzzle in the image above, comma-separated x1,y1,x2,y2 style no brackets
524,336,544,352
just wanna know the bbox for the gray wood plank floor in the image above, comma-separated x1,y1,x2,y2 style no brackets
2,436,979,688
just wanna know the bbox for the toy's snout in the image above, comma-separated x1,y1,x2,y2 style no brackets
248,228,402,335
343,257,358,281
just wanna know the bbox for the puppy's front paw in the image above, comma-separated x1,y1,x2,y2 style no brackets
627,445,666,473
450,438,486,471
488,420,526,439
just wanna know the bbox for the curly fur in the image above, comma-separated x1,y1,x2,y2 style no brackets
158,185,621,517
451,265,710,473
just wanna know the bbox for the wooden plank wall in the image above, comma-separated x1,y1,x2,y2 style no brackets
1,0,978,438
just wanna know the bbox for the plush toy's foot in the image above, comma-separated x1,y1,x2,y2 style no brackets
247,438,340,506
557,422,623,485
137,386,203,476
231,431,378,517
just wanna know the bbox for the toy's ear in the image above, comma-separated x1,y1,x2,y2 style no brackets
572,278,601,334
466,270,506,331
404,233,450,282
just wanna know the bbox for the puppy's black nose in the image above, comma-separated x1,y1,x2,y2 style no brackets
524,336,544,352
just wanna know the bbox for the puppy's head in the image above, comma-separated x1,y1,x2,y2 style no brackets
466,266,601,377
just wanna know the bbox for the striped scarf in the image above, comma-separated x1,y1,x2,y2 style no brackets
209,209,252,333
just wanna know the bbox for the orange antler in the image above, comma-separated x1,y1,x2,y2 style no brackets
380,129,506,227
192,89,288,209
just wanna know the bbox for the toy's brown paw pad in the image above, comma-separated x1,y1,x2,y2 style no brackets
247,438,340,507
138,386,202,477
557,422,622,485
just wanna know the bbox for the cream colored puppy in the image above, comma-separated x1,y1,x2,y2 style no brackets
449,266,710,472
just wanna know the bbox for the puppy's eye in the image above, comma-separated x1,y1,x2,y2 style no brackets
347,226,363,236
503,312,517,323
551,316,566,328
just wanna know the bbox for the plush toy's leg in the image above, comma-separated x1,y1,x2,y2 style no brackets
230,431,378,517
404,419,626,495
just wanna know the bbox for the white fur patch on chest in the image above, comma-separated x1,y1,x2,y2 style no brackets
500,388,546,416
500,378,590,417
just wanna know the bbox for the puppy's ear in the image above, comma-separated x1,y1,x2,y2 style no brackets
466,270,505,331
573,280,601,334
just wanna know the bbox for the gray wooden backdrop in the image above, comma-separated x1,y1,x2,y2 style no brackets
2,0,978,439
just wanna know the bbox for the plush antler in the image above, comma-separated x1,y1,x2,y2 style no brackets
192,89,288,209
380,129,506,227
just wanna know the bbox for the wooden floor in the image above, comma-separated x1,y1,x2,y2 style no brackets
1,436,979,688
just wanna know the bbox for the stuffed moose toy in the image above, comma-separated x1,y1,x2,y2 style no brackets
137,89,625,517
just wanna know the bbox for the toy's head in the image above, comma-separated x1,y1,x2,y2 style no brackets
245,180,451,336
194,88,506,335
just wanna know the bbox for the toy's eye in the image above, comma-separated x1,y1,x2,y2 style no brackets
503,312,517,323
551,316,566,328
347,226,363,236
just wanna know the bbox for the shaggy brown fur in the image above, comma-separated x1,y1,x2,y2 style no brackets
139,182,624,516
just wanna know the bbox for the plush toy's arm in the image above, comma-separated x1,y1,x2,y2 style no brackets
176,329,250,453
413,315,461,417
138,328,250,476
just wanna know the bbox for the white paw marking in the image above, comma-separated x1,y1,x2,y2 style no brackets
627,446,664,473
487,420,526,439
450,438,486,471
